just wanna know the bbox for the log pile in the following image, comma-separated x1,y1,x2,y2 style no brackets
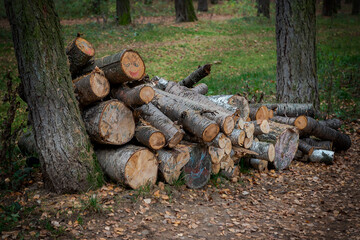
21,36,350,190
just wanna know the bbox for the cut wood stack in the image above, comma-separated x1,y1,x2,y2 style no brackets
28,36,349,190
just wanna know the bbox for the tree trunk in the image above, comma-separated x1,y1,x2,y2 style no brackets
207,95,250,120
73,67,110,107
135,121,166,150
257,0,270,18
276,0,319,109
80,50,146,84
198,0,208,11
111,85,154,108
157,145,191,184
135,103,184,148
323,0,335,16
257,122,299,170
353,0,360,15
116,0,131,25
179,64,211,87
181,143,211,189
295,116,351,151
5,0,102,193
250,141,275,162
192,83,208,95
96,145,158,189
175,0,198,22
152,90,220,142
66,36,95,76
82,100,135,145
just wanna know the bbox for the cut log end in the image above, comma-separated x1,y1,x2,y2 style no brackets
125,148,158,189
202,123,220,142
75,37,95,57
149,132,166,150
139,86,155,104
294,115,308,130
223,116,235,135
121,51,146,81
91,70,110,98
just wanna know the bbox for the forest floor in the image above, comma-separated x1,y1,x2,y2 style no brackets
1,122,359,240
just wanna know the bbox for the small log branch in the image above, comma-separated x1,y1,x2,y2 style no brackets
252,120,270,136
270,116,296,125
318,118,342,130
243,136,254,149
228,128,246,147
250,103,315,117
135,103,184,148
66,36,95,75
301,138,333,150
249,105,269,122
96,145,158,189
207,95,250,119
250,141,275,162
73,67,110,107
112,85,154,108
298,139,314,155
295,116,351,151
178,64,211,87
135,121,166,150
192,83,208,95
244,158,268,172
309,149,334,165
82,100,135,145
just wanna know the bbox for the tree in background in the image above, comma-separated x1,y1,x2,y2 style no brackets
175,0,198,22
210,0,218,4
322,0,340,16
198,0,209,12
257,0,270,18
276,0,319,109
5,0,102,193
353,0,360,15
116,0,131,25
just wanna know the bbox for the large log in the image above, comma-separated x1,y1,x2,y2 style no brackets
207,95,250,119
80,49,146,84
66,36,95,75
257,122,299,170
135,103,184,148
82,100,135,145
157,87,234,135
112,85,154,108
249,103,315,117
157,145,191,184
178,64,211,87
250,141,275,162
151,90,219,142
301,138,333,150
295,116,351,151
309,149,334,165
192,83,208,95
181,143,212,189
73,67,110,107
96,145,158,189
298,139,314,155
135,121,166,150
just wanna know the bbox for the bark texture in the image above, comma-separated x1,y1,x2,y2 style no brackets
66,36,95,76
179,64,211,87
276,0,319,109
250,141,275,162
302,138,333,150
5,0,102,193
175,0,198,22
116,0,131,25
207,95,250,119
112,85,154,108
309,149,334,165
135,121,166,150
192,83,208,95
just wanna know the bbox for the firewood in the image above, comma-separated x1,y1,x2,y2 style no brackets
298,139,314,155
151,90,219,142
318,118,342,130
295,116,351,151
212,163,221,174
228,128,246,147
135,103,184,148
301,138,333,150
221,165,240,182
232,147,258,158
66,36,95,75
250,103,315,117
244,158,268,172
157,87,234,135
82,100,135,145
80,50,146,84
178,64,211,87
243,136,253,149
250,141,275,162
192,83,208,95
223,136,232,155
249,105,269,122
157,145,191,184
96,145,158,189
244,122,255,138
294,150,309,162
208,146,226,165
252,120,270,135
73,67,110,107
309,149,334,165
257,121,299,170
220,154,234,172
135,121,166,150
271,116,296,125
208,133,228,149
207,95,250,119
112,85,154,108
237,117,246,129
181,143,212,189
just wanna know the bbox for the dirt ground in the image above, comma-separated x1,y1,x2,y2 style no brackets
1,122,359,240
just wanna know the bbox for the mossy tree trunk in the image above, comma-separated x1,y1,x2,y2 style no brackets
5,0,103,193
116,0,131,25
276,0,319,110
175,0,198,22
